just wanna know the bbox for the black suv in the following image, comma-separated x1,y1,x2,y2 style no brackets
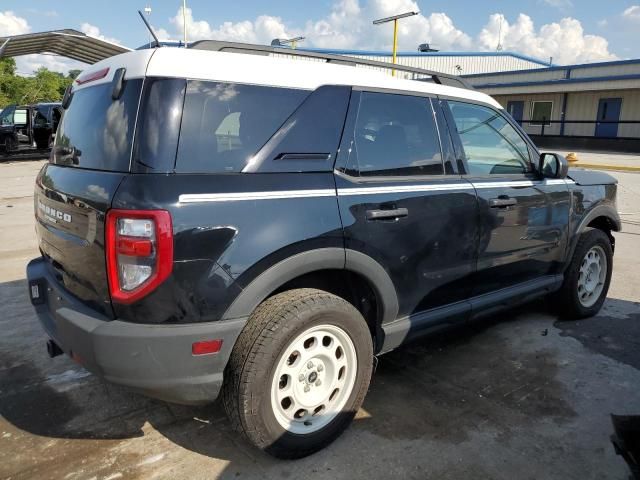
0,102,63,153
26,43,621,458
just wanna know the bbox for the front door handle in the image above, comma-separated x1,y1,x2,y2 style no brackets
366,208,409,220
489,197,517,208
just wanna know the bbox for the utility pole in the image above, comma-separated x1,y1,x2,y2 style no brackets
182,0,188,47
373,11,419,76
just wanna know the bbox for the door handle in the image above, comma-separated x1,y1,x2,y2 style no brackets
489,197,517,208
366,208,409,220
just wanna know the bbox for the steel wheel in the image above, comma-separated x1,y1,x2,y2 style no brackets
577,245,607,308
270,324,358,435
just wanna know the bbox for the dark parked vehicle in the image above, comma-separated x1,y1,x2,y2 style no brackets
1,102,62,153
26,43,621,458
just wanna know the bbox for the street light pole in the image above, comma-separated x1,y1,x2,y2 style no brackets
373,11,419,76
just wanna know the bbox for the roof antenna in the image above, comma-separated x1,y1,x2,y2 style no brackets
137,10,161,48
496,15,504,52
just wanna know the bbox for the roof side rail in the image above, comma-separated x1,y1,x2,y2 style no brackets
188,40,472,90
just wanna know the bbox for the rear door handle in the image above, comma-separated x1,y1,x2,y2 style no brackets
489,197,517,208
366,208,409,220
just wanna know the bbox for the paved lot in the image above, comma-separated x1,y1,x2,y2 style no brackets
1,158,639,480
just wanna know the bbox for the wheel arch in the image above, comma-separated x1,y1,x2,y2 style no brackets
565,203,620,270
221,248,399,343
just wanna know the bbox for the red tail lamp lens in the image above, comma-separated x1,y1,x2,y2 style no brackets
105,209,173,304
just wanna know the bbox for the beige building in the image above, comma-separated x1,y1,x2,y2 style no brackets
463,59,640,143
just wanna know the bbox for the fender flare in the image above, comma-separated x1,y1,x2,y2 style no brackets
221,248,399,325
565,203,621,268
575,203,621,234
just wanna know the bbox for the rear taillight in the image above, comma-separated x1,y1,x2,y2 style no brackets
105,209,173,304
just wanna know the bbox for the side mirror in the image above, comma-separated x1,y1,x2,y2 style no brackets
61,85,73,110
539,152,569,179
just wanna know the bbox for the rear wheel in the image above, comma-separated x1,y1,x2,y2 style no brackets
557,228,613,319
223,288,373,459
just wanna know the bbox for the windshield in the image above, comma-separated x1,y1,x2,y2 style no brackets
53,79,143,171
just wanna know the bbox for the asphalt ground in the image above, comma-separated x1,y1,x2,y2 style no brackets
1,157,639,480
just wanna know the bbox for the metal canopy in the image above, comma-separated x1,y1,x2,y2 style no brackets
0,29,131,65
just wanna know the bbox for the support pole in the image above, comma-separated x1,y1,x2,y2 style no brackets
183,0,188,47
392,19,398,76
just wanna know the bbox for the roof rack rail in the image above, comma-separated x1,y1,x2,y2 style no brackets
188,40,472,90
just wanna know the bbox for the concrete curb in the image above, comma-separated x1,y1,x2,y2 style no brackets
570,163,640,173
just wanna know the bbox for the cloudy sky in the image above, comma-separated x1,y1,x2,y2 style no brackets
1,0,639,75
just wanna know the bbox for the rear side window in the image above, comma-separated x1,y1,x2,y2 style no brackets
175,81,309,173
352,92,443,177
54,80,143,171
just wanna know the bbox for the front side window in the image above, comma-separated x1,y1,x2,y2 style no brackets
0,108,14,126
448,101,531,176
176,81,309,173
352,92,443,177
530,101,553,126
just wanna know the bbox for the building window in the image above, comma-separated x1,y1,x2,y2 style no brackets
530,101,553,126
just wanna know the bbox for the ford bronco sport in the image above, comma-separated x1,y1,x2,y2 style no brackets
26,42,621,458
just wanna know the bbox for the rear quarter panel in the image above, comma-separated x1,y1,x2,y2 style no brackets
111,173,343,324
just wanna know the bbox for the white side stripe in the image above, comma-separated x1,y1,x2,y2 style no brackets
178,179,575,203
179,189,335,203
337,183,472,196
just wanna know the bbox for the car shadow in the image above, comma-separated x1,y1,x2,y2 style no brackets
1,277,639,479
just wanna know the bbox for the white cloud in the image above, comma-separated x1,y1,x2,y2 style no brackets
167,1,472,51
478,13,617,64
162,1,615,64
169,7,295,44
15,54,85,76
622,5,640,21
80,22,120,45
0,10,30,36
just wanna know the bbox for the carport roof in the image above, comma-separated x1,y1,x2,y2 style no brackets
0,29,131,65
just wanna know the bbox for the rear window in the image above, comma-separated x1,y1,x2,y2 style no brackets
53,79,143,171
175,81,309,173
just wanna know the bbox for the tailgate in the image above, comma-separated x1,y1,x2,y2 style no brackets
35,164,126,317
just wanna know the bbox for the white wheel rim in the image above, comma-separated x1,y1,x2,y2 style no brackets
577,245,607,308
270,324,358,435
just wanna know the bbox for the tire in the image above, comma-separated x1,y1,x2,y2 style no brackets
223,288,373,459
557,228,613,319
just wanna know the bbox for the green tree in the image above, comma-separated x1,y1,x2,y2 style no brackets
0,59,74,107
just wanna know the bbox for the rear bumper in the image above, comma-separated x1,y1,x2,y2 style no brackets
26,257,246,405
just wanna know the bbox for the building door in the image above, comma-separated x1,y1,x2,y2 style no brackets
506,101,525,125
595,98,622,138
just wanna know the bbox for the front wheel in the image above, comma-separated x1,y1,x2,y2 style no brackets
557,228,613,319
223,289,373,459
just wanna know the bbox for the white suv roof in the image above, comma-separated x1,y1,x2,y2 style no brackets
75,47,502,110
